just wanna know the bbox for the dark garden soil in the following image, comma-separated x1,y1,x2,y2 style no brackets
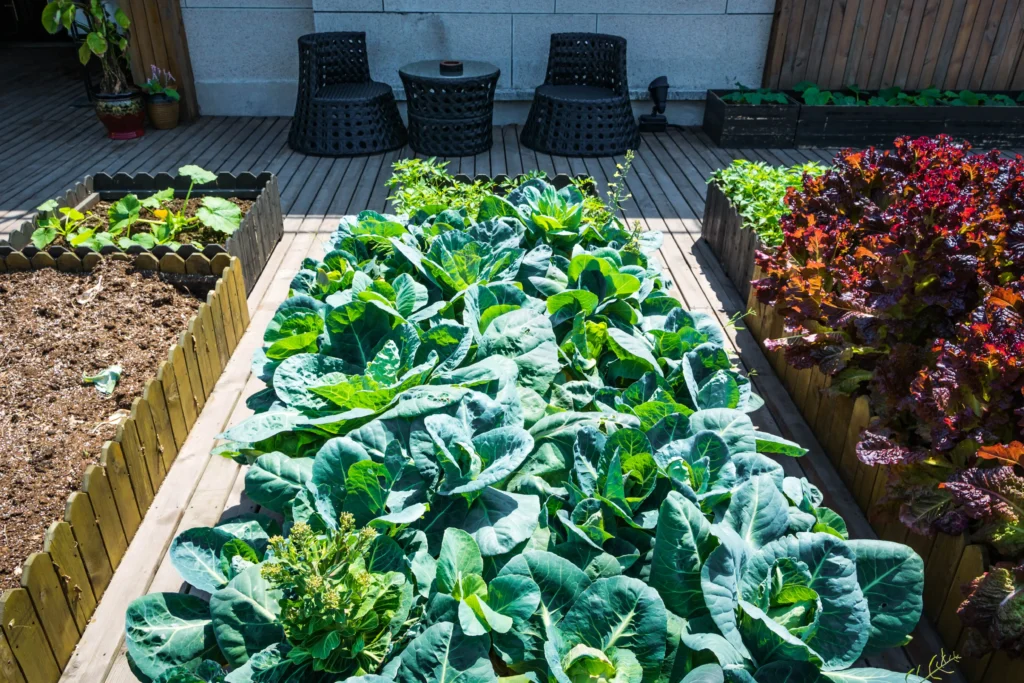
49,196,253,249
0,261,201,588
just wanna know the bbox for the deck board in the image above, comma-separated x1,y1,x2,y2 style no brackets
0,53,972,683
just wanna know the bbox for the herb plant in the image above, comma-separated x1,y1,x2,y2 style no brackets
125,167,930,683
708,159,826,247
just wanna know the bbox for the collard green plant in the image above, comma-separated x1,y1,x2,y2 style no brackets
126,169,929,683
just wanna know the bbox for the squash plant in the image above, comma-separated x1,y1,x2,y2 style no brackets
125,174,929,683
30,165,242,252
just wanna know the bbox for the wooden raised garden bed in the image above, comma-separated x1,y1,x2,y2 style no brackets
702,89,800,148
0,257,250,683
0,172,283,296
701,188,1003,680
792,91,947,148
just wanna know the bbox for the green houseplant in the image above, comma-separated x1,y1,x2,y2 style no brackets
42,0,145,139
141,64,180,130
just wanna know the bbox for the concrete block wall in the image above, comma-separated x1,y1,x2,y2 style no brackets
181,0,776,123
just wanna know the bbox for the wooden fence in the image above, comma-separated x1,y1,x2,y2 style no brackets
763,0,1024,91
701,189,1017,682
0,258,249,683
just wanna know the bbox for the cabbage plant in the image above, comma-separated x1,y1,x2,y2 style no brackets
124,177,929,683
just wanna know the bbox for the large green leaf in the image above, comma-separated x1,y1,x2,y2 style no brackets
209,565,284,668
169,527,235,593
605,328,662,377
650,491,719,615
125,593,220,682
723,475,791,550
244,453,313,513
394,622,497,683
427,487,541,557
688,409,757,456
197,197,243,234
499,550,593,637
845,540,924,654
436,528,484,594
478,308,561,393
741,533,870,669
557,576,668,675
326,299,394,371
179,165,218,185
736,601,823,667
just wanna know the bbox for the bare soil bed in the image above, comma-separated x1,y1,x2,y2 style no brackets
0,260,201,588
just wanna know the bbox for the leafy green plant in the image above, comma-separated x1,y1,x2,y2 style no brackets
386,158,499,216
31,199,95,249
125,168,930,683
41,0,132,94
261,516,414,675
720,83,790,105
708,159,827,247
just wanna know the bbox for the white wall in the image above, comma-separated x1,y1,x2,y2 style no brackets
181,0,775,123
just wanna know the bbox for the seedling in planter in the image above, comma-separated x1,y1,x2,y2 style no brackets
940,90,1017,106
107,165,242,249
31,200,96,249
721,83,789,105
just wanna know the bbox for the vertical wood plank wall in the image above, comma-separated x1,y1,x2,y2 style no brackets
117,0,199,121
763,0,1024,91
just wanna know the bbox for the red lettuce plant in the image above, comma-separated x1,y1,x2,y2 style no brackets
753,135,1024,657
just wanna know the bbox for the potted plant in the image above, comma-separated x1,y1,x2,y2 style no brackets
141,65,180,130
41,0,144,139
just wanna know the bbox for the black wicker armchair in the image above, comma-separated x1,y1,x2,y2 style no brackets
288,32,407,157
521,33,640,157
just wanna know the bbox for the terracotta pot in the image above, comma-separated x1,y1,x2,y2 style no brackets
147,94,180,130
95,91,145,140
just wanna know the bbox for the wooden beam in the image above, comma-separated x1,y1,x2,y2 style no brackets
117,0,199,122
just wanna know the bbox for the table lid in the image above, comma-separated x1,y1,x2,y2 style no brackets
399,60,500,79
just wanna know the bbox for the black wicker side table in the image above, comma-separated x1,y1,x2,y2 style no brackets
399,60,500,156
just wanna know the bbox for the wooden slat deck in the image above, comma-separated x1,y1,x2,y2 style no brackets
0,49,989,683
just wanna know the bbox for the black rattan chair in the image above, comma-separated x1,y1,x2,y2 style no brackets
521,33,640,157
288,32,407,157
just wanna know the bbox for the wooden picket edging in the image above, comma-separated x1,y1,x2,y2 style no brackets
0,258,250,683
701,188,1007,681
0,172,283,296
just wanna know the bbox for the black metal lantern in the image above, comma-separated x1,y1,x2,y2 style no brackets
639,76,669,132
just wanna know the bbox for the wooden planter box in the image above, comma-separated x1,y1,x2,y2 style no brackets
794,90,1024,148
942,92,1024,147
700,182,764,303
703,199,1004,678
702,89,800,148
0,172,283,296
0,259,250,683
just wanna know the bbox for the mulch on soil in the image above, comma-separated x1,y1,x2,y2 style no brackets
0,260,201,589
